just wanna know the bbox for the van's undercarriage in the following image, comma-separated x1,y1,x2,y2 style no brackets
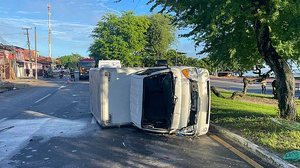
141,72,175,131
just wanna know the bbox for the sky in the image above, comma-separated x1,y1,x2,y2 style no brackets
0,0,201,58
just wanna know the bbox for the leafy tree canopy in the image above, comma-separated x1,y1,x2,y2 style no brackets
89,12,150,66
89,12,176,67
161,49,210,70
59,53,83,69
145,13,176,57
149,0,300,69
149,0,300,120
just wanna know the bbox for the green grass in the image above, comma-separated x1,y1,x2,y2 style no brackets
211,91,300,154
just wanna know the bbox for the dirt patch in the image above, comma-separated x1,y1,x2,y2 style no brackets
7,79,57,87
0,79,60,94
236,95,278,105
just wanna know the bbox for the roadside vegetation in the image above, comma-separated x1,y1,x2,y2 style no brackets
89,12,211,69
211,89,300,154
59,53,83,70
149,0,300,121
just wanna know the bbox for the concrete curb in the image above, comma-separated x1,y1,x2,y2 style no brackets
210,124,297,168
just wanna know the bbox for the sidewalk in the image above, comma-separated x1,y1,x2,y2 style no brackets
0,78,58,93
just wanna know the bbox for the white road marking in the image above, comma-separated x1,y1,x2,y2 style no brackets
34,85,66,104
0,118,7,123
58,85,66,90
34,94,52,104
24,110,56,118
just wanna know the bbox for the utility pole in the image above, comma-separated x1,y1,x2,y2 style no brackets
34,27,37,79
48,3,52,59
23,27,32,59
22,27,32,77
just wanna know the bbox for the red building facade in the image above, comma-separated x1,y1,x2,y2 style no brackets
0,45,53,80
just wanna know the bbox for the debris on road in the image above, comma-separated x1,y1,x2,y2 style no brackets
0,82,15,92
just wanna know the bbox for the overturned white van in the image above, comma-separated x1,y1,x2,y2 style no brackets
89,66,210,136
130,67,210,136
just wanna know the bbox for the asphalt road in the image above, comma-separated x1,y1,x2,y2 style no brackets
211,79,300,98
0,78,271,168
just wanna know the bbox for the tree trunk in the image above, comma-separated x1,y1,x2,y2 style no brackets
211,86,226,98
254,20,296,120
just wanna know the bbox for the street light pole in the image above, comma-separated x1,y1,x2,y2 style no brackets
34,27,37,79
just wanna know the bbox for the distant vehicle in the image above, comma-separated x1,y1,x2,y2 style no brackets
98,60,121,68
217,71,234,77
78,58,95,80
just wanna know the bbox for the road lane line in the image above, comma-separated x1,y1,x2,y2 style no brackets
33,85,66,104
58,85,66,90
0,118,7,123
34,94,52,104
208,134,263,168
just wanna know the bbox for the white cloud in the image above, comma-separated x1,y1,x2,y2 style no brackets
17,11,41,14
0,17,96,56
0,17,95,42
0,17,48,28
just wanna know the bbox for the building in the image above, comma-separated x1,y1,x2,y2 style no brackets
0,44,15,80
0,44,53,80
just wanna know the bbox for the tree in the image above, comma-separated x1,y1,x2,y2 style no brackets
89,12,150,66
161,49,180,66
145,14,176,58
149,0,300,120
161,49,211,70
89,12,176,67
59,53,83,70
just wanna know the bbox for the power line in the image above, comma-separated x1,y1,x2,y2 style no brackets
0,33,23,36
133,0,141,11
48,3,52,58
0,35,9,45
0,35,16,46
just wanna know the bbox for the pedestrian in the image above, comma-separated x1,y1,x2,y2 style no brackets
59,70,64,79
70,69,75,81
261,78,267,94
43,70,48,78
25,69,30,77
